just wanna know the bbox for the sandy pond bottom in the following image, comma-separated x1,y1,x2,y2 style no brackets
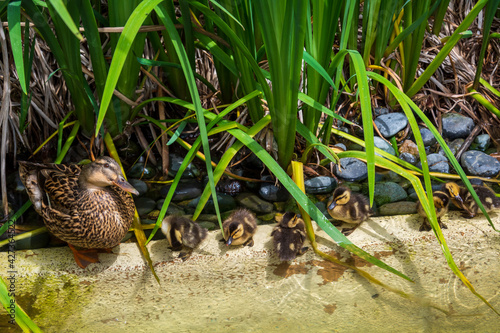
1,211,499,332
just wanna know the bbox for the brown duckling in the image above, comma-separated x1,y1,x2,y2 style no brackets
161,216,208,260
443,182,500,218
223,209,257,247
271,212,308,261
416,191,450,231
18,156,138,268
327,186,373,235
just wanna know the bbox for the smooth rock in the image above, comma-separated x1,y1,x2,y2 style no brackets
334,143,347,151
334,158,368,182
168,155,200,178
419,127,437,146
187,193,236,213
400,152,417,165
160,180,203,201
129,179,148,197
370,182,408,206
408,184,443,201
128,163,157,179
438,138,464,157
382,171,403,183
373,107,390,117
154,201,186,216
314,201,330,218
470,134,490,152
304,176,338,194
197,221,217,231
379,201,417,216
135,197,157,216
141,219,166,240
442,113,475,140
259,177,290,202
236,192,274,214
417,154,449,173
461,150,500,177
398,140,419,156
374,112,408,138
372,136,395,156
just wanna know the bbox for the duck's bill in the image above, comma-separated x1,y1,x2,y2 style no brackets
226,236,233,246
113,179,139,195
328,201,337,210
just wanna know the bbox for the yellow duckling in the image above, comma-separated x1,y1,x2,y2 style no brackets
443,182,500,218
327,186,373,235
161,216,208,259
271,212,308,261
223,209,257,247
416,190,450,231
18,156,138,268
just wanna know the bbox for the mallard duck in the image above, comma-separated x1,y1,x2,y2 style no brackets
19,156,138,268
327,186,373,235
161,215,208,260
222,209,257,247
271,212,308,261
443,182,500,218
416,190,450,231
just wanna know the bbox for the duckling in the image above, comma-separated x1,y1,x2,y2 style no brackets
161,216,208,260
222,209,257,247
327,186,373,235
443,182,500,218
271,212,308,261
416,191,450,231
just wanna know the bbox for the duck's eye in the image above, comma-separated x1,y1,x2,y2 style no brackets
104,163,110,168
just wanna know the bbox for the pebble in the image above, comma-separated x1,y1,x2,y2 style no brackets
417,154,449,173
134,197,157,216
259,177,290,202
400,152,417,165
168,154,200,178
379,201,417,216
236,192,274,214
187,193,236,213
438,138,464,156
461,150,500,177
141,219,166,240
442,113,475,140
334,143,347,151
304,176,338,194
470,134,490,152
128,179,148,197
370,182,408,206
334,158,368,182
197,221,217,231
154,201,186,216
314,201,330,218
408,184,443,201
373,107,390,117
372,136,395,156
160,180,202,201
374,112,408,138
398,140,419,156
128,163,157,179
419,127,437,146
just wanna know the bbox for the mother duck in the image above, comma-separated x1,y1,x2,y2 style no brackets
19,156,138,268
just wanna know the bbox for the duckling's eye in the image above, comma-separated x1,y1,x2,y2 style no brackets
104,163,110,168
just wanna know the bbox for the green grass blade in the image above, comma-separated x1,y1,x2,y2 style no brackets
7,0,26,94
46,0,83,40
0,278,41,332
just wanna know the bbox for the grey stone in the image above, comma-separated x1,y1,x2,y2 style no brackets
197,221,217,231
314,201,330,218
438,138,464,157
334,158,368,182
408,184,443,201
304,176,338,194
442,113,475,140
128,163,157,179
155,201,186,216
374,112,408,138
128,179,148,197
161,180,203,201
373,107,390,117
470,134,490,152
379,201,417,216
382,171,403,183
372,136,395,156
419,127,437,146
334,143,347,151
135,197,157,216
461,150,500,177
236,192,274,213
417,154,449,173
168,154,200,178
259,177,290,202
187,193,236,213
400,152,417,165
371,182,408,206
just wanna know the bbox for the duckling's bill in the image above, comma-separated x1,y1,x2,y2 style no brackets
113,178,139,195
